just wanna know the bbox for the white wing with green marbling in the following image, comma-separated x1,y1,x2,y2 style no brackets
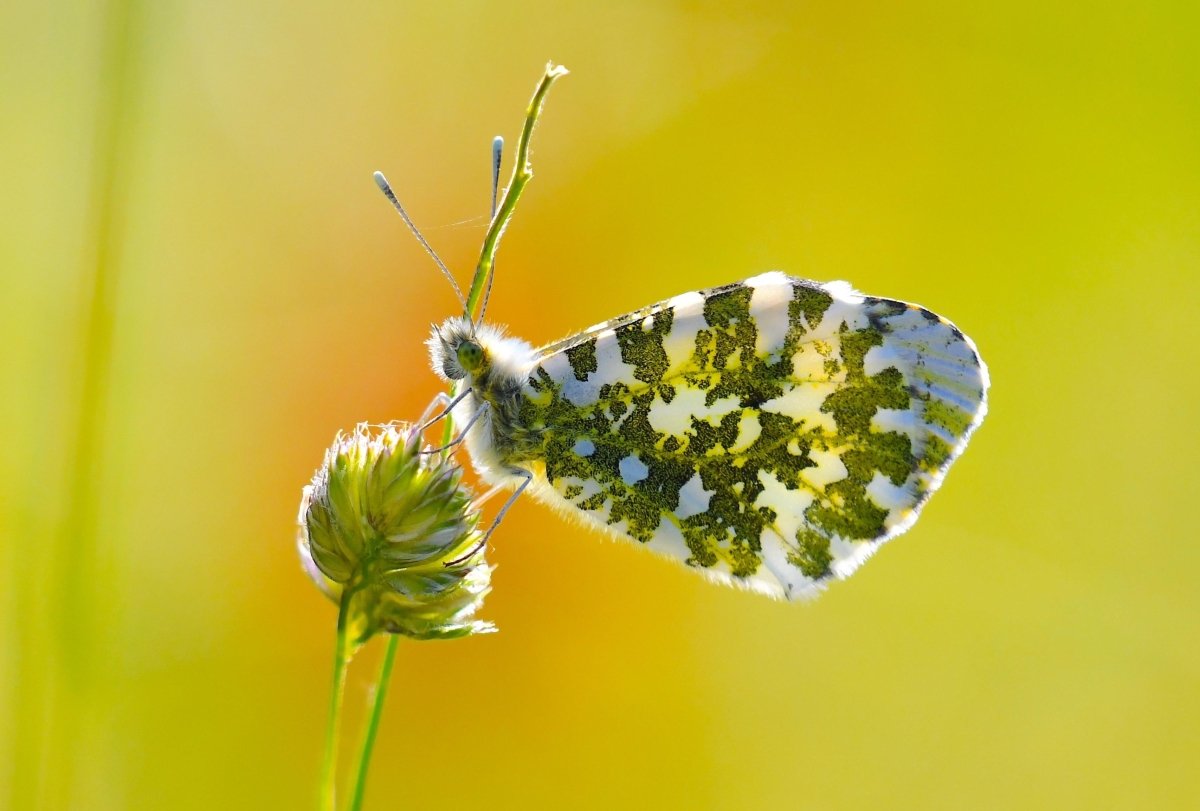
514,271,988,599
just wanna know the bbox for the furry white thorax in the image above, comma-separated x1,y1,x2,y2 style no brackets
427,316,538,489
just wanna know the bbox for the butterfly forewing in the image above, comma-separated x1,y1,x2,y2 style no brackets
518,272,987,599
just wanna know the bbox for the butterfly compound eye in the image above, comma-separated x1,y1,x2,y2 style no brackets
455,340,485,374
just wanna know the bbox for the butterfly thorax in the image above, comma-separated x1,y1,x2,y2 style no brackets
427,317,546,479
471,364,546,463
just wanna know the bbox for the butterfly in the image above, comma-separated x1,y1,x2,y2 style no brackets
425,271,988,600
375,66,987,599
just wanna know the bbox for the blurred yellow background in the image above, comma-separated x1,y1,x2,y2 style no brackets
4,2,1199,809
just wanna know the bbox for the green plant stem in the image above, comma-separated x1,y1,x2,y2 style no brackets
346,635,400,811
440,63,567,454
320,589,354,811
463,62,568,318
37,0,142,807
339,63,568,811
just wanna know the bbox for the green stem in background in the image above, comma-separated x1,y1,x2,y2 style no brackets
31,0,143,808
342,63,567,810
346,635,400,811
320,589,354,811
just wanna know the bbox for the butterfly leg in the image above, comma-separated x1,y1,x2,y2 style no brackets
444,468,532,567
470,481,508,510
419,401,489,455
482,469,532,543
417,387,473,431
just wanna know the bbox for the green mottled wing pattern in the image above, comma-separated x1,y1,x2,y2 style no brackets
517,272,988,599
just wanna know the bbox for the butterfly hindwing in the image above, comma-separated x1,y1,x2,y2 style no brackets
517,272,987,599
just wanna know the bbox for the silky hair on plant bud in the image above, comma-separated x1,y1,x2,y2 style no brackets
297,421,495,641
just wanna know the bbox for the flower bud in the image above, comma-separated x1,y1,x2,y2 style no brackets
298,422,494,641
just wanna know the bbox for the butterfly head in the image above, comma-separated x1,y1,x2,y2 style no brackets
455,338,485,375
428,316,485,381
427,316,537,390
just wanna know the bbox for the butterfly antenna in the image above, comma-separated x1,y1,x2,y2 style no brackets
477,136,504,325
491,136,503,216
373,170,466,310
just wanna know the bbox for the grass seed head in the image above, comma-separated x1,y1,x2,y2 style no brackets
298,422,495,641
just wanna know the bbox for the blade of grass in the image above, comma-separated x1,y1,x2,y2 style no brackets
33,0,143,807
319,589,355,811
343,62,568,811
463,62,569,320
346,635,399,811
